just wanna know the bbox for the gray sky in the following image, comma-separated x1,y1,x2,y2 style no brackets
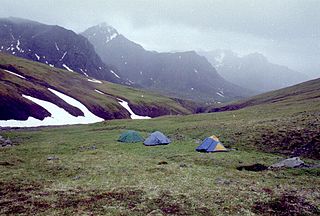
1,0,319,78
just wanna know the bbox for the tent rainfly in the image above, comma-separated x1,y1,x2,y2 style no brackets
196,135,227,152
144,131,171,146
118,130,144,143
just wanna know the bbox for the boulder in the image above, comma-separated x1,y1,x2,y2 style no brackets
270,157,305,169
47,156,59,161
0,137,12,147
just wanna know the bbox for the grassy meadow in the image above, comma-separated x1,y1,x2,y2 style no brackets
1,98,319,215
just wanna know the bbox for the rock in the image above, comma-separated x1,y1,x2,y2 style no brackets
179,163,188,168
47,156,59,161
215,177,232,185
72,176,80,180
79,145,97,151
147,209,164,216
270,157,305,169
0,137,13,147
4,139,12,146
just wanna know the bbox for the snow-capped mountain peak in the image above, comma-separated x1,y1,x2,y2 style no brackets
84,23,119,44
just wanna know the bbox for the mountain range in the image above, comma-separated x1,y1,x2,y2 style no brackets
0,17,309,106
81,23,254,102
200,50,308,93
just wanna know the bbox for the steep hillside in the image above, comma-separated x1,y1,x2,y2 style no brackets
0,17,121,83
82,24,254,102
200,50,308,92
0,53,192,124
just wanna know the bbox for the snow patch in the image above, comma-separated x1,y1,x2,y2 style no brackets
94,89,105,95
110,70,120,78
117,98,151,120
216,92,225,97
35,53,40,60
59,51,67,61
55,42,60,51
16,39,23,52
80,69,89,77
3,69,26,79
110,32,118,40
88,78,102,84
105,32,118,43
0,89,104,127
62,64,73,72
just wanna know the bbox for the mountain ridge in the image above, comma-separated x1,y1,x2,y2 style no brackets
0,17,122,83
200,49,308,93
82,24,255,102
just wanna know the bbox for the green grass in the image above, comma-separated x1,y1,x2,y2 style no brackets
1,97,319,215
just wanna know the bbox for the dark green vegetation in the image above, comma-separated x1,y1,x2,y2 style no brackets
0,53,193,120
1,83,319,214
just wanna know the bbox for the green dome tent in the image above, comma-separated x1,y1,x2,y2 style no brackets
118,130,144,143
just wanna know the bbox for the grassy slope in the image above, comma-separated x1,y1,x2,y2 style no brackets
207,77,320,112
0,91,319,215
0,53,192,120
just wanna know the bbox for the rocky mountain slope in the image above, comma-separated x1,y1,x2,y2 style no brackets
200,50,308,92
0,17,121,83
82,24,254,102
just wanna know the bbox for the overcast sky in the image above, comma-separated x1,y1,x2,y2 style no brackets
1,0,319,77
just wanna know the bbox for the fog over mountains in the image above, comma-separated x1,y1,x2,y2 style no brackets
82,23,253,102
0,16,312,102
200,50,308,93
1,0,318,79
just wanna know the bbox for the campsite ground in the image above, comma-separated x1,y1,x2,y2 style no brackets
0,100,320,215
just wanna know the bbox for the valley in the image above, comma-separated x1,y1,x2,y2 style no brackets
1,84,319,214
0,7,319,215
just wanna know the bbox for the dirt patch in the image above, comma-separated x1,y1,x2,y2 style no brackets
253,193,320,216
0,181,49,214
0,161,14,166
158,161,168,165
0,181,212,215
237,163,268,172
